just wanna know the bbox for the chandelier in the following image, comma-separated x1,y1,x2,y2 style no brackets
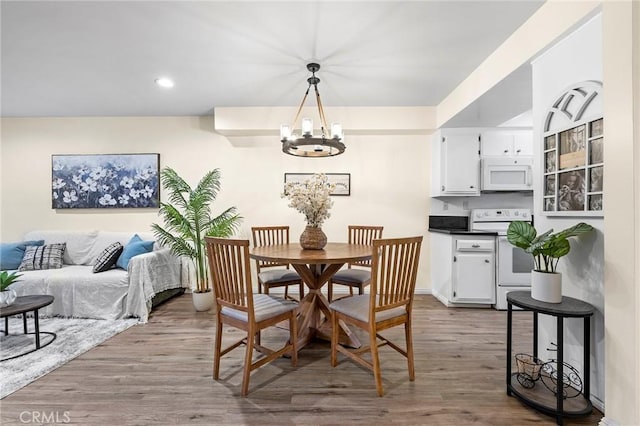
281,63,345,157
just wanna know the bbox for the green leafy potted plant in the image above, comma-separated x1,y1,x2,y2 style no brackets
507,221,594,303
0,271,22,307
152,167,242,311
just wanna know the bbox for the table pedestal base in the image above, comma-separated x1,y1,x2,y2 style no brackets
292,263,361,350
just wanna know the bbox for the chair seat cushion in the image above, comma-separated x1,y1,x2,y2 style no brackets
222,294,298,323
329,294,406,323
258,269,301,284
331,269,371,284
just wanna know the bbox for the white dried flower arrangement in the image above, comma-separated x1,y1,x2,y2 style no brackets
282,173,335,228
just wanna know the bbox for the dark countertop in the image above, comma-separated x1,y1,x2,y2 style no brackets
428,215,498,236
428,228,498,236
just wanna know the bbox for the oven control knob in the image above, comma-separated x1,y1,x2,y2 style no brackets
514,211,519,216
522,212,528,218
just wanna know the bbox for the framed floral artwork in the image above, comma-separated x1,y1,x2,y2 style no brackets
51,154,160,209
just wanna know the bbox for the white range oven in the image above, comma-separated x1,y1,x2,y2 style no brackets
470,208,534,310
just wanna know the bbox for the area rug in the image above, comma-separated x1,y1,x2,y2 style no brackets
0,317,137,399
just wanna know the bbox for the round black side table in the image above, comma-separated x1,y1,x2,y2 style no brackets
0,295,56,361
506,291,594,425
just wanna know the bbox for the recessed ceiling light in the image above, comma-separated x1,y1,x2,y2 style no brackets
155,77,174,88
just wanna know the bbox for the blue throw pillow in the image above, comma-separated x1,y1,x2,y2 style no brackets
116,234,154,269
0,240,45,270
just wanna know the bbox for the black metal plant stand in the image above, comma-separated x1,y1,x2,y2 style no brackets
506,291,594,425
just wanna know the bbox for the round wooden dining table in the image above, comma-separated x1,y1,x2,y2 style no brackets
249,242,372,351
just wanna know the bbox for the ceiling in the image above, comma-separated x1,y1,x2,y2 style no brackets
1,1,544,119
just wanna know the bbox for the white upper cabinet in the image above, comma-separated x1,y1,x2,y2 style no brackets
431,129,480,196
480,129,533,156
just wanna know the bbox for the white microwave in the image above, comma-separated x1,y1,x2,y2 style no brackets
481,157,533,191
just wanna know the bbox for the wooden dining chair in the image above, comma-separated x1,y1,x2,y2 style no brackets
327,225,383,302
251,226,304,301
205,237,298,397
330,236,423,397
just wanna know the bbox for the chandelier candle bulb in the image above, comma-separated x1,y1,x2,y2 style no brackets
302,118,313,136
280,124,291,141
331,123,343,140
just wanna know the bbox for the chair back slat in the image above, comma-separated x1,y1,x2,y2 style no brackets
348,225,383,268
369,236,423,314
206,237,253,314
251,226,291,270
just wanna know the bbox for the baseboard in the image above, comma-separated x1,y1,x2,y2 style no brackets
261,288,434,296
591,395,605,416
598,416,619,426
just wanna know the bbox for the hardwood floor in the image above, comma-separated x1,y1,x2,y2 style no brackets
0,294,602,425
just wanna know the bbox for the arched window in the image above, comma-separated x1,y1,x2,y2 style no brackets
542,81,603,216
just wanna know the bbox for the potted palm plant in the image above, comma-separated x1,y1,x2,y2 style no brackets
507,221,593,303
0,271,22,307
152,167,242,311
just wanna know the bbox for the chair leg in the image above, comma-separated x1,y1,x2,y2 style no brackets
349,287,354,296
258,282,263,294
241,328,255,397
284,285,289,300
405,319,415,381
213,313,223,380
328,281,333,303
330,310,339,367
299,282,304,299
370,325,384,396
358,285,364,295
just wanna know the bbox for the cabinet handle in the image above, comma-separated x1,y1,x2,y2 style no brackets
442,185,445,191
485,259,490,263
470,185,474,189
472,244,480,248
453,256,457,262
504,149,509,153
516,149,521,153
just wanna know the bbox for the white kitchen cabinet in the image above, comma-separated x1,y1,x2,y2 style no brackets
430,232,495,306
480,129,533,157
430,129,480,196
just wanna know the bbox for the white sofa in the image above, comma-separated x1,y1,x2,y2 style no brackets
10,230,185,322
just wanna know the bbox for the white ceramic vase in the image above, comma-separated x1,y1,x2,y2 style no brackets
0,288,17,308
531,270,562,303
192,290,214,312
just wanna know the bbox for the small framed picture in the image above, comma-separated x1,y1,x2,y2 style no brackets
284,173,351,196
590,138,603,164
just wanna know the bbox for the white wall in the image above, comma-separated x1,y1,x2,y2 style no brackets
0,115,432,290
601,1,640,423
430,192,533,217
531,14,605,409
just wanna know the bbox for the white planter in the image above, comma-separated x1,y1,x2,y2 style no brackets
531,270,562,303
192,290,214,312
0,289,17,308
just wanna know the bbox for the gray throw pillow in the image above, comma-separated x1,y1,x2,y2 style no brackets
18,243,66,271
93,242,124,273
